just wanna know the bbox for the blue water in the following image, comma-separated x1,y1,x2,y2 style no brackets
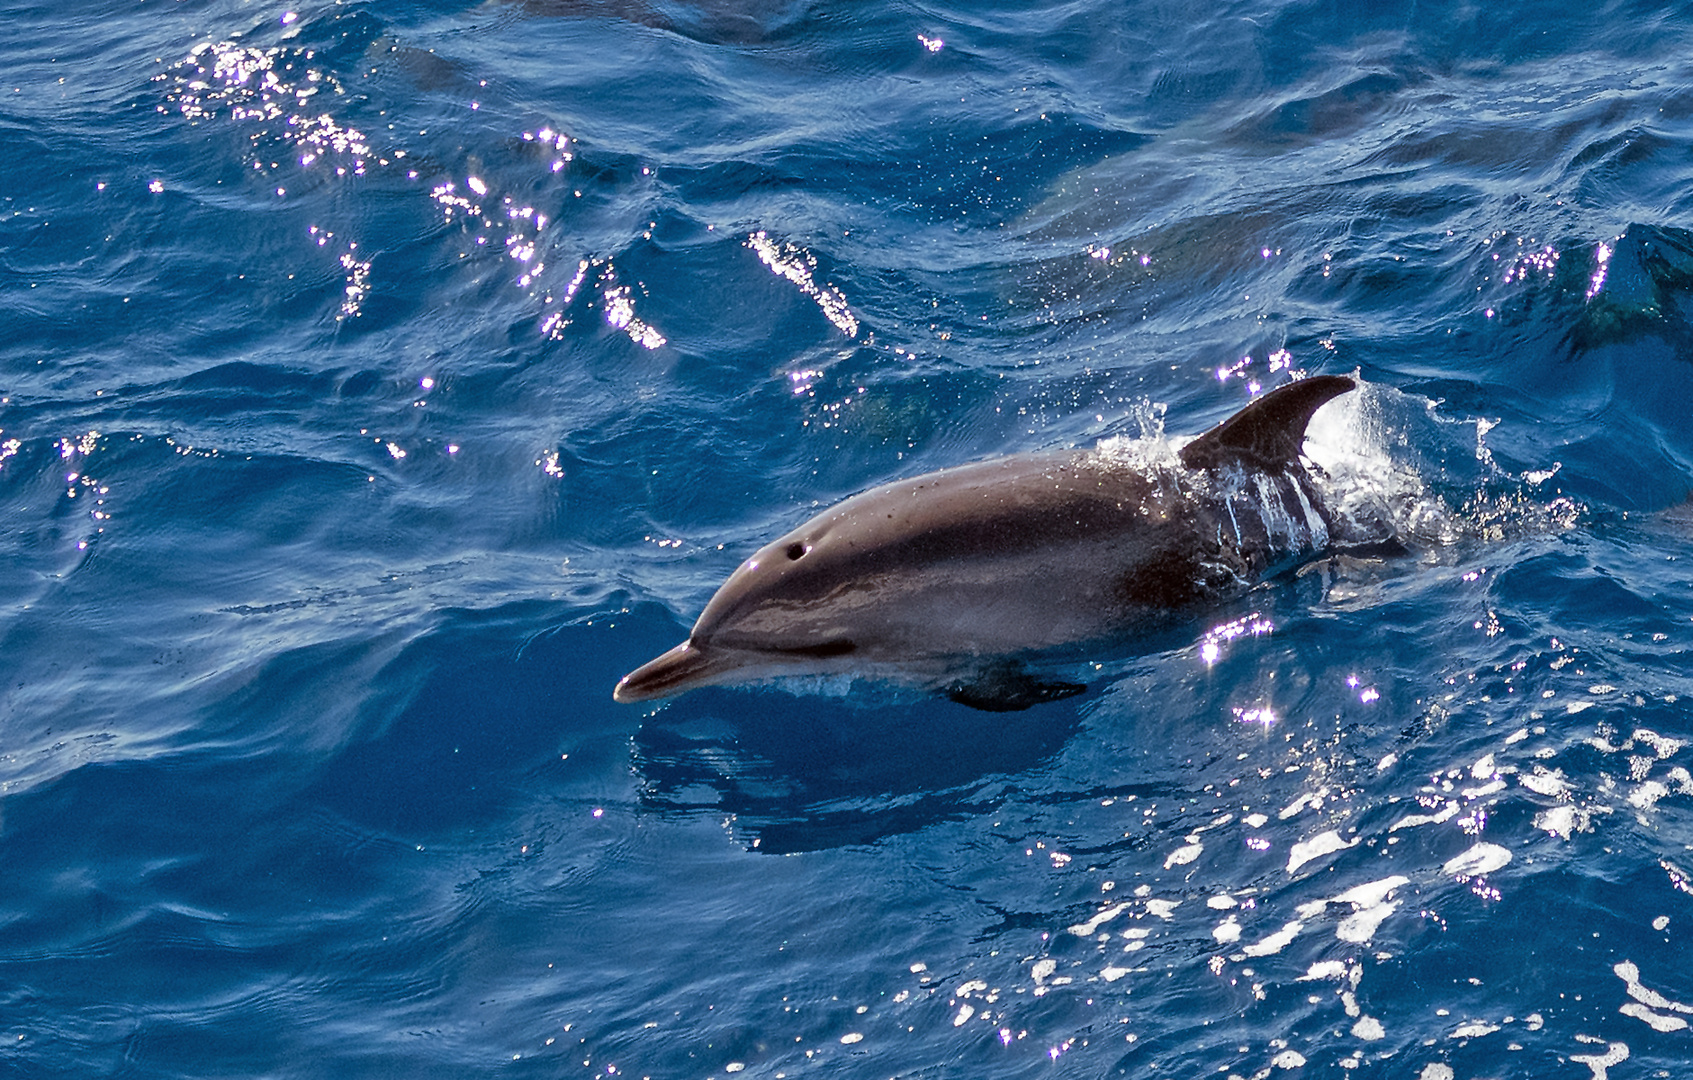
5,1,1693,1076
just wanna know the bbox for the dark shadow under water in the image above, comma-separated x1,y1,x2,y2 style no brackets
632,686,1087,854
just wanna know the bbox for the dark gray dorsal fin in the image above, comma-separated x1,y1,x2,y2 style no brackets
1177,375,1355,473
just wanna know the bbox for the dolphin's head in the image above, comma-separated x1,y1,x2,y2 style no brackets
613,524,870,703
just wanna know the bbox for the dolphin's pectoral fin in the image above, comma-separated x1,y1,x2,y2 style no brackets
946,666,1088,712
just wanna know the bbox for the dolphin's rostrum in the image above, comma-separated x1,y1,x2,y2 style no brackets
616,375,1355,710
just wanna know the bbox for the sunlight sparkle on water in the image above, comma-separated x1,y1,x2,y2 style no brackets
167,46,677,351
603,285,667,350
1502,242,1559,285
747,231,859,337
1232,705,1275,728
1587,239,1613,299
1200,612,1272,665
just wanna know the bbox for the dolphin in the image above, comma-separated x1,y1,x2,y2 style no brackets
616,374,1355,710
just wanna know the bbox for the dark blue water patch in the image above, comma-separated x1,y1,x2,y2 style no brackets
0,760,477,1078
306,606,631,835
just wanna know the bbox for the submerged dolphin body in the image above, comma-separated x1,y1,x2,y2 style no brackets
616,375,1355,710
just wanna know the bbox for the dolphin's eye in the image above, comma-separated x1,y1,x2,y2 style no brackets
785,542,807,561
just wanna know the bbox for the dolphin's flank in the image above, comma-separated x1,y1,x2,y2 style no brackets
616,374,1355,710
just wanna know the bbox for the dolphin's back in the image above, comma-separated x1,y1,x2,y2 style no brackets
694,452,1176,652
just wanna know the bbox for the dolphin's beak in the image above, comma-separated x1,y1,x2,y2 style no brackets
614,640,743,703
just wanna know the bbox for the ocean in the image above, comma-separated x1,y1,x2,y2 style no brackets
3,0,1693,1076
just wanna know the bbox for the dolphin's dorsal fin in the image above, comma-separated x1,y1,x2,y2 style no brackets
1177,375,1355,473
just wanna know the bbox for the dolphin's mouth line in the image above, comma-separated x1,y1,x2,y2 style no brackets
612,640,717,703
613,637,862,703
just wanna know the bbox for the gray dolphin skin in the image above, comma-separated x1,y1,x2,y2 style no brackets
616,374,1355,710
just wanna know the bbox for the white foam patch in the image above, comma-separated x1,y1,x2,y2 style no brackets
1324,876,1410,914
1145,899,1180,920
1614,960,1693,1031
1299,961,1349,981
1570,1039,1628,1080
1630,770,1693,816
1635,728,1685,759
1287,830,1356,873
1535,805,1584,839
1520,767,1571,797
1067,901,1131,937
1213,918,1241,943
1451,1020,1500,1038
1629,780,1670,812
1460,778,1507,799
1334,908,1392,944
1278,791,1323,819
1297,876,1410,945
1352,1016,1385,1041
1588,732,1629,753
1094,408,1184,473
1242,920,1304,957
1165,842,1203,868
1390,802,1458,831
1442,842,1511,877
1620,1003,1687,1032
